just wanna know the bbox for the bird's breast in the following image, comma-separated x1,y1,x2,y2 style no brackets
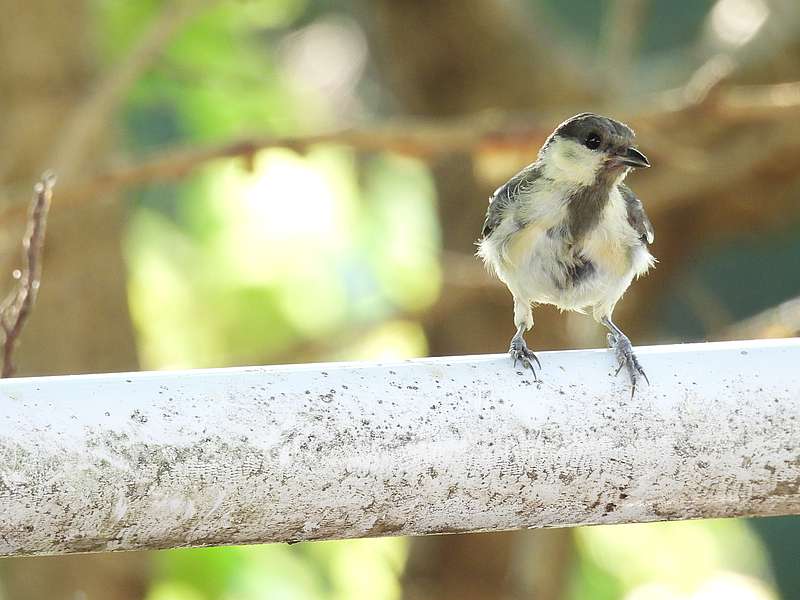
480,183,652,310
507,198,647,305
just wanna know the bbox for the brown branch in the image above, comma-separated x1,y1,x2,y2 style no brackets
1,79,800,226
0,113,549,223
1,173,56,378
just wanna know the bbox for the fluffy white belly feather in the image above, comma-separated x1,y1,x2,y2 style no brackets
479,186,654,320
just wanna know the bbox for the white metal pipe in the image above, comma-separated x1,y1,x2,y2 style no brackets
0,338,798,557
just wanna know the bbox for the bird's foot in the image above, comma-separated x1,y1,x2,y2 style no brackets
607,332,649,397
509,336,541,378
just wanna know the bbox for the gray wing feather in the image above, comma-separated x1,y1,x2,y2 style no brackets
481,165,540,238
620,184,654,245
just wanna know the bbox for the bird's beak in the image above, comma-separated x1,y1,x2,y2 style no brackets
619,147,650,168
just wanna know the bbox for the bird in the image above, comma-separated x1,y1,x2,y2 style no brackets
477,113,654,394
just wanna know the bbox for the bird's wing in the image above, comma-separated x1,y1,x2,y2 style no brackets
481,165,540,238
620,184,654,244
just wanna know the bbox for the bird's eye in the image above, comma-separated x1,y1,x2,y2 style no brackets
584,133,602,150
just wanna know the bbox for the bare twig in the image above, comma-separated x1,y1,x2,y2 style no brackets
0,112,548,222
49,0,218,177
2,79,800,225
0,173,56,378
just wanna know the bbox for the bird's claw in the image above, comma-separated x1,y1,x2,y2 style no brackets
607,332,648,397
510,337,541,378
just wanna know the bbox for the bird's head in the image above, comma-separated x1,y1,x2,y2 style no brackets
538,113,650,187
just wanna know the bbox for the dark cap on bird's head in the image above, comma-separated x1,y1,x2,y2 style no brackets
547,112,650,170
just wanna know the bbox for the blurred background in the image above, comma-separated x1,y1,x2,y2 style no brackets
1,0,799,598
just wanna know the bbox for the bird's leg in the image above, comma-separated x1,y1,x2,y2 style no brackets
601,316,648,396
510,324,541,375
509,298,540,376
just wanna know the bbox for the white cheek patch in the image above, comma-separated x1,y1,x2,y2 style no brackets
541,138,604,187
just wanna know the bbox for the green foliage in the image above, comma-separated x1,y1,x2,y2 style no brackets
570,519,777,600
125,148,438,368
147,539,405,600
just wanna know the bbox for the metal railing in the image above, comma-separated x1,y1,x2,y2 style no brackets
0,338,798,556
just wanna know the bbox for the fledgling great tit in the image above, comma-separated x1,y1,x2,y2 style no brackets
477,113,654,394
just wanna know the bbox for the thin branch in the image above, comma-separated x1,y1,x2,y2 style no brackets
0,113,548,222
0,173,56,378
2,80,800,225
49,0,218,177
